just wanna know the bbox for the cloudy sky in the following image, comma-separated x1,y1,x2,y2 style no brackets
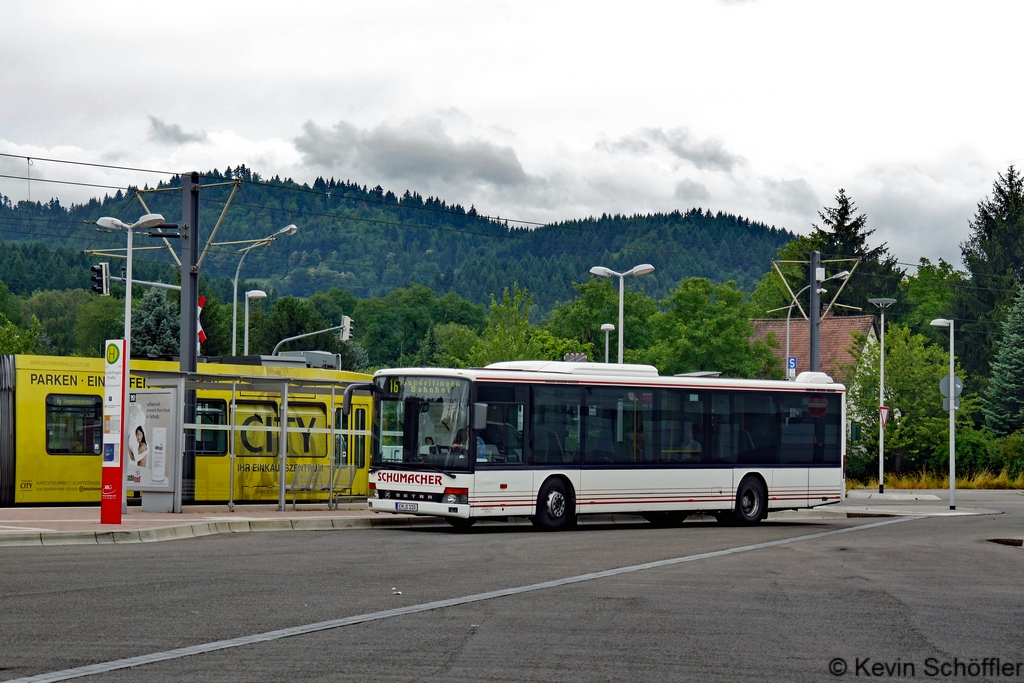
2,1,1021,268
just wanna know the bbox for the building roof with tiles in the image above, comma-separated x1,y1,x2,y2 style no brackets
749,313,878,381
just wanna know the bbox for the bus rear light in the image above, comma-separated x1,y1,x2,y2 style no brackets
443,487,468,505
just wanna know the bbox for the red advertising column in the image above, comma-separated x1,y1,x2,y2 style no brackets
101,339,126,524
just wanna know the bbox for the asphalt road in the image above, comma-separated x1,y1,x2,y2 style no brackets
2,491,1023,682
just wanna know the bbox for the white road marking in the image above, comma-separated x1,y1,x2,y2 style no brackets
9,517,919,683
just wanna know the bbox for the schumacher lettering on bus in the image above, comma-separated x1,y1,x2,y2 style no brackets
377,471,443,486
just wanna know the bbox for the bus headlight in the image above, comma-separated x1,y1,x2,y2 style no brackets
443,487,468,505
369,482,378,498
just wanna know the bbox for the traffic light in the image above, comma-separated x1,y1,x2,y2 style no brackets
339,315,353,341
90,263,110,296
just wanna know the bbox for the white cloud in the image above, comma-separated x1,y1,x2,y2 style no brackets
295,118,529,188
600,127,743,172
147,116,208,145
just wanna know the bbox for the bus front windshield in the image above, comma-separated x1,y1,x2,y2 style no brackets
373,376,471,471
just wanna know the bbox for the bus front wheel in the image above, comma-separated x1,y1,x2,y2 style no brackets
535,478,574,530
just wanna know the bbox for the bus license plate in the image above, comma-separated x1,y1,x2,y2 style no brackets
396,502,418,512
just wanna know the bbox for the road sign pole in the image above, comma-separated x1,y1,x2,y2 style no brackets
949,320,956,510
879,306,885,494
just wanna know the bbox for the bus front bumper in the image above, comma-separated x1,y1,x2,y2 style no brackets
368,499,470,519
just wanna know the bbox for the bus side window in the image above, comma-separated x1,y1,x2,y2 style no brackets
531,386,582,465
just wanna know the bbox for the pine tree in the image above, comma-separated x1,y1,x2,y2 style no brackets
982,286,1024,435
955,166,1024,380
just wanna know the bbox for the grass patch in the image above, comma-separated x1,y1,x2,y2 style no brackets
848,469,1024,490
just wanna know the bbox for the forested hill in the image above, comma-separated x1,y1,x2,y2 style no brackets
0,165,794,312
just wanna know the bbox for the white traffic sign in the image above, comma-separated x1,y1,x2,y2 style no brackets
879,406,891,429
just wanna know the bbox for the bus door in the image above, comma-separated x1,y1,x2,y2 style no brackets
473,384,530,516
671,390,731,510
776,394,813,507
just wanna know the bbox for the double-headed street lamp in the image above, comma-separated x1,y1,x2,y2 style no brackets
95,212,167,516
244,290,268,356
214,224,298,356
869,297,897,493
590,264,655,364
930,317,957,510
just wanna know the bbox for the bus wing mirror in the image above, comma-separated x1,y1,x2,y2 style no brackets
342,382,377,417
473,403,488,431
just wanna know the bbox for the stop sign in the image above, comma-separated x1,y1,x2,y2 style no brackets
807,393,828,417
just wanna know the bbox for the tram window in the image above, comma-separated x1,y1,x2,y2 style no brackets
354,408,366,469
334,407,349,467
288,403,328,459
532,386,582,465
196,399,227,455
45,394,102,455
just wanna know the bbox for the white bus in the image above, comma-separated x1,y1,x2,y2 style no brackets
350,361,845,530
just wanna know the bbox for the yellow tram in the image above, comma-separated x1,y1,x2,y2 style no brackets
0,354,374,506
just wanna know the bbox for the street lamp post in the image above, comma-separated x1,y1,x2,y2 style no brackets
869,297,897,493
219,225,298,356
931,317,956,510
244,290,267,356
96,213,166,515
600,323,615,364
589,264,655,364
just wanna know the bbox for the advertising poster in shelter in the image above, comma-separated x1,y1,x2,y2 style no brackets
125,390,174,491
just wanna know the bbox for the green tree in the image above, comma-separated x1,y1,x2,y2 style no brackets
22,289,91,356
468,284,588,366
73,296,123,356
752,190,902,317
638,278,780,378
470,284,537,366
307,288,359,327
0,314,41,354
132,289,180,356
845,325,995,478
546,278,659,362
0,280,24,326
415,323,480,368
982,286,1024,435
955,166,1024,379
247,295,368,370
896,258,965,343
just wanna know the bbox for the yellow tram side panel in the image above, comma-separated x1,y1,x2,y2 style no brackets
14,355,373,504
14,355,107,504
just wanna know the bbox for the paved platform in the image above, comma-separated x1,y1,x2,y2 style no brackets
0,491,1005,546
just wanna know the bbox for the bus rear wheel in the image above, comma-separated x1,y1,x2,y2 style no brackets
445,517,476,531
719,476,767,525
535,478,574,530
642,512,687,527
